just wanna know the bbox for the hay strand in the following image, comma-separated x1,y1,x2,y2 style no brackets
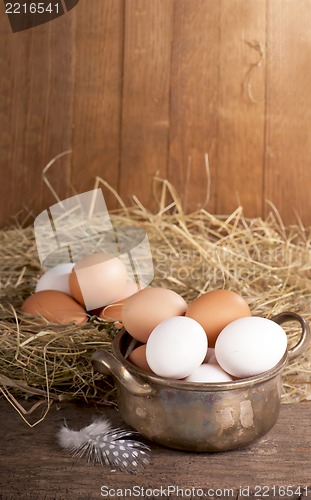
1,177,311,424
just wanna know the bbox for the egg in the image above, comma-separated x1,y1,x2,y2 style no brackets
127,345,153,373
99,303,123,322
185,364,233,383
186,289,251,347
207,353,218,365
99,281,140,322
113,280,140,302
22,290,88,325
204,347,218,364
215,316,288,378
35,263,75,295
146,316,207,379
69,271,83,304
69,252,128,310
121,287,188,343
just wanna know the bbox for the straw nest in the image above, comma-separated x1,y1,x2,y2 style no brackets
1,177,311,424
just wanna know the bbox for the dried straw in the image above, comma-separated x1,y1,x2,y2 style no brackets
1,175,311,424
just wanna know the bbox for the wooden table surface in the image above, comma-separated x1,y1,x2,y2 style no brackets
0,399,310,500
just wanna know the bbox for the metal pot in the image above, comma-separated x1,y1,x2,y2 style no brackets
92,312,310,452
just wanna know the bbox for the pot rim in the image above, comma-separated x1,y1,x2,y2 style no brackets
112,329,288,392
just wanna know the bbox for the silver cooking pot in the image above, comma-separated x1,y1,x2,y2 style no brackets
92,312,310,452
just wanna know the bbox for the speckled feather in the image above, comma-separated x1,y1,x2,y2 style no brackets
58,418,150,473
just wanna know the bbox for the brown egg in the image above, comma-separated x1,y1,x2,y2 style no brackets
69,269,84,305
121,287,188,343
69,252,128,310
186,289,251,347
99,302,124,322
22,290,87,325
127,345,153,373
99,281,140,322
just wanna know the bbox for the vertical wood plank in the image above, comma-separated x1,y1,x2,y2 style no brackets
2,0,311,226
119,0,173,210
0,4,75,227
71,0,124,211
0,9,30,225
216,0,266,217
168,0,220,213
38,15,75,208
265,0,311,225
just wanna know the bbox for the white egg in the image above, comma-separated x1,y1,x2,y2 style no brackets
146,316,208,379
185,363,233,383
204,347,218,364
35,263,75,295
215,316,288,378
208,353,219,365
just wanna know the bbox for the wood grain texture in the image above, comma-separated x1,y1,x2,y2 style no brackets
2,0,311,226
0,2,74,227
264,0,311,225
216,0,266,217
119,0,173,210
71,0,124,211
0,10,30,225
0,399,310,499
168,0,220,213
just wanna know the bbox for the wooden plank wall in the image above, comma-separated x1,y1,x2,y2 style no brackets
1,0,311,228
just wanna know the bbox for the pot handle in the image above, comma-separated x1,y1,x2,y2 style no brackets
91,349,155,397
271,312,310,360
